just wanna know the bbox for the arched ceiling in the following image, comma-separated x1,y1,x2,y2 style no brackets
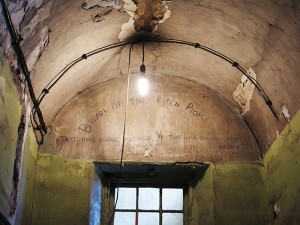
1,0,300,162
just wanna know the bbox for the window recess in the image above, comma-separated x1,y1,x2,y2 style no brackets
94,163,208,225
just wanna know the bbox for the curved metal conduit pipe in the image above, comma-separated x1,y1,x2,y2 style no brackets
36,38,278,144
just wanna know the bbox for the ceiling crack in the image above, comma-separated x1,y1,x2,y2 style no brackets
194,3,223,14
243,118,264,160
251,57,264,69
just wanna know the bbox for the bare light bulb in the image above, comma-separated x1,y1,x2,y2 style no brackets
138,77,148,96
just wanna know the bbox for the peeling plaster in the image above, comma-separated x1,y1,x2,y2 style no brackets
233,68,256,115
90,9,114,22
7,1,26,33
0,1,25,69
9,114,25,218
143,148,153,157
28,0,44,9
19,1,52,71
0,75,7,90
20,1,52,40
24,26,50,71
281,105,290,121
82,0,122,10
0,0,53,94
273,202,280,217
118,17,136,41
118,0,171,40
91,13,104,22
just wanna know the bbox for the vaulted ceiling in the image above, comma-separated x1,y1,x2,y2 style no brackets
1,0,300,162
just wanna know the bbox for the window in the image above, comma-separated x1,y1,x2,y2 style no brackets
112,184,187,225
94,163,208,225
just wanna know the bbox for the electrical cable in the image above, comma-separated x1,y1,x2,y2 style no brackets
1,0,47,144
142,42,145,64
38,38,277,121
108,44,134,225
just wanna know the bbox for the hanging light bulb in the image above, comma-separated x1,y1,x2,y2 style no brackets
138,76,148,96
138,63,148,96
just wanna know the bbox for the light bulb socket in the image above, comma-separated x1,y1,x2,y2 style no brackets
140,64,146,73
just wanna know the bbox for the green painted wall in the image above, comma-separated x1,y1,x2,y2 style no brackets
193,165,214,225
193,163,268,225
264,110,300,225
31,154,94,225
27,112,300,225
214,163,268,225
192,111,300,225
0,49,22,217
0,49,39,225
26,111,300,225
15,128,38,225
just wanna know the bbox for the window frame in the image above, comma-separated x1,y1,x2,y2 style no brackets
95,162,208,225
109,182,189,225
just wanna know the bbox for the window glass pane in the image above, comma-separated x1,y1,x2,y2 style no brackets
162,188,183,210
115,187,136,209
139,188,159,210
139,212,159,225
114,212,135,225
162,213,183,225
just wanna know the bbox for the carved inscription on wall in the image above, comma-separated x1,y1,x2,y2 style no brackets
51,76,260,162
78,95,209,133
56,94,244,157
57,134,242,150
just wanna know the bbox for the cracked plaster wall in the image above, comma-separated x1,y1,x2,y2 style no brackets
0,49,22,221
14,127,39,225
40,74,261,163
1,0,300,154
0,50,39,225
13,0,297,157
0,0,53,107
154,0,300,153
264,109,300,225
28,115,300,225
19,0,52,72
1,1,300,223
193,163,268,225
31,154,94,225
0,0,52,71
192,111,300,225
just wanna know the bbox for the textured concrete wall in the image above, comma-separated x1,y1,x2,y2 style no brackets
41,74,260,163
214,164,268,225
26,0,300,155
1,1,299,224
31,155,269,225
0,49,39,225
0,49,22,218
192,166,214,225
31,154,94,225
193,163,268,225
14,128,38,225
31,110,300,225
264,110,300,225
